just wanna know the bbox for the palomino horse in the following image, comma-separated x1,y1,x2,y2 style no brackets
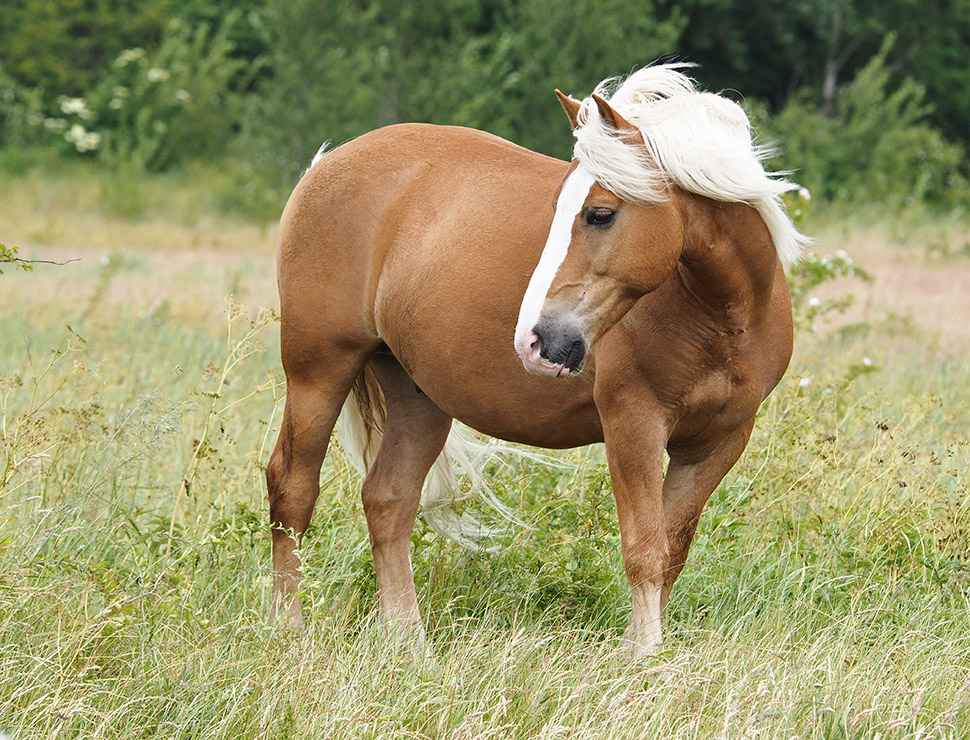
266,64,807,656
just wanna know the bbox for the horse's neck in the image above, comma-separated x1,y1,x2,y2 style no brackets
675,195,781,332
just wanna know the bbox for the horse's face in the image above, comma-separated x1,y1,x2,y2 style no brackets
513,160,683,378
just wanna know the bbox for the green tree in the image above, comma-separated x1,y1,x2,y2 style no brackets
241,0,688,181
668,0,970,145
0,0,171,98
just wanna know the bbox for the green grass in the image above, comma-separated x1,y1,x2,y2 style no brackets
1,178,969,737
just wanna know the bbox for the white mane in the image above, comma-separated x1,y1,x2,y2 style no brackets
571,64,808,267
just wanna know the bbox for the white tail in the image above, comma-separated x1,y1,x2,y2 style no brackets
337,368,548,551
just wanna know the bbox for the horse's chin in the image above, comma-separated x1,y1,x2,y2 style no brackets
519,356,584,378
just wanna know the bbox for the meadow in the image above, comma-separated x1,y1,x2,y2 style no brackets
1,166,969,739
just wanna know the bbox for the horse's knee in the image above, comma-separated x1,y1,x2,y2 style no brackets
621,531,670,586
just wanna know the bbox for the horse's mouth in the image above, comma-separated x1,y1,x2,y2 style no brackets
515,331,587,378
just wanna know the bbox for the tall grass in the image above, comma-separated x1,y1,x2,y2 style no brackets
1,211,969,737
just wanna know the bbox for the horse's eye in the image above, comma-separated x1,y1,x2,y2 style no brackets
586,208,616,227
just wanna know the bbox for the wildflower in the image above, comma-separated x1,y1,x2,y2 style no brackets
175,89,191,102
115,48,145,67
798,187,812,200
808,297,821,308
798,377,811,388
64,124,101,152
147,67,170,83
58,96,92,119
863,357,873,367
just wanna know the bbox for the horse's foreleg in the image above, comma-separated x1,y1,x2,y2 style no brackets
266,362,365,627
600,413,669,658
660,421,755,611
363,357,452,647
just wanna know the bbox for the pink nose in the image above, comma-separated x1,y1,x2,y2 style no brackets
523,331,543,364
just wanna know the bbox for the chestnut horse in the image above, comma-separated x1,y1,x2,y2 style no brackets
266,64,807,656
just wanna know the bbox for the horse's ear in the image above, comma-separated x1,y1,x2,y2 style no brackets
591,93,637,134
555,89,582,130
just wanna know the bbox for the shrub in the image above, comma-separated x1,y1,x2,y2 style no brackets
759,36,969,212
0,16,244,172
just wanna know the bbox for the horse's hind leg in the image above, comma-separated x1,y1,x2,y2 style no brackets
362,355,452,645
266,349,372,628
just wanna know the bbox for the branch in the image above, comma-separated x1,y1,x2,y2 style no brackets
9,257,82,267
0,243,80,274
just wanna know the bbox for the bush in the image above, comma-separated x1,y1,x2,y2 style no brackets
759,36,969,212
0,65,50,153
90,16,245,171
0,16,244,173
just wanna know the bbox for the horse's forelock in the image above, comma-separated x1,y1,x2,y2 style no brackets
571,64,809,267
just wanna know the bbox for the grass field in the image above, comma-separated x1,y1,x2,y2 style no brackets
1,167,969,739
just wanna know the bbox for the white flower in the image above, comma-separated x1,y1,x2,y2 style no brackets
798,187,812,201
175,89,191,102
59,96,91,119
862,357,873,367
798,377,811,388
808,297,821,307
115,48,145,67
64,124,101,152
147,67,170,82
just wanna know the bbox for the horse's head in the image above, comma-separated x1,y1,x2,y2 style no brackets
514,92,683,378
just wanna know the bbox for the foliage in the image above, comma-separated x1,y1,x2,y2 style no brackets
85,18,243,170
759,37,969,212
1,12,246,171
787,249,870,312
0,244,33,275
666,0,970,140
1,1,968,222
233,0,685,213
0,0,171,98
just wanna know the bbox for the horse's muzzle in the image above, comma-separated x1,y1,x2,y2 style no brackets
515,318,587,378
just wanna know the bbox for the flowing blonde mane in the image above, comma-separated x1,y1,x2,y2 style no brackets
571,64,808,267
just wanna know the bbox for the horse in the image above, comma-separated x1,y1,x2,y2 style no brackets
266,63,807,657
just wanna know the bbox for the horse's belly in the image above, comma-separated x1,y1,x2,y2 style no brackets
376,268,603,448
394,339,604,449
